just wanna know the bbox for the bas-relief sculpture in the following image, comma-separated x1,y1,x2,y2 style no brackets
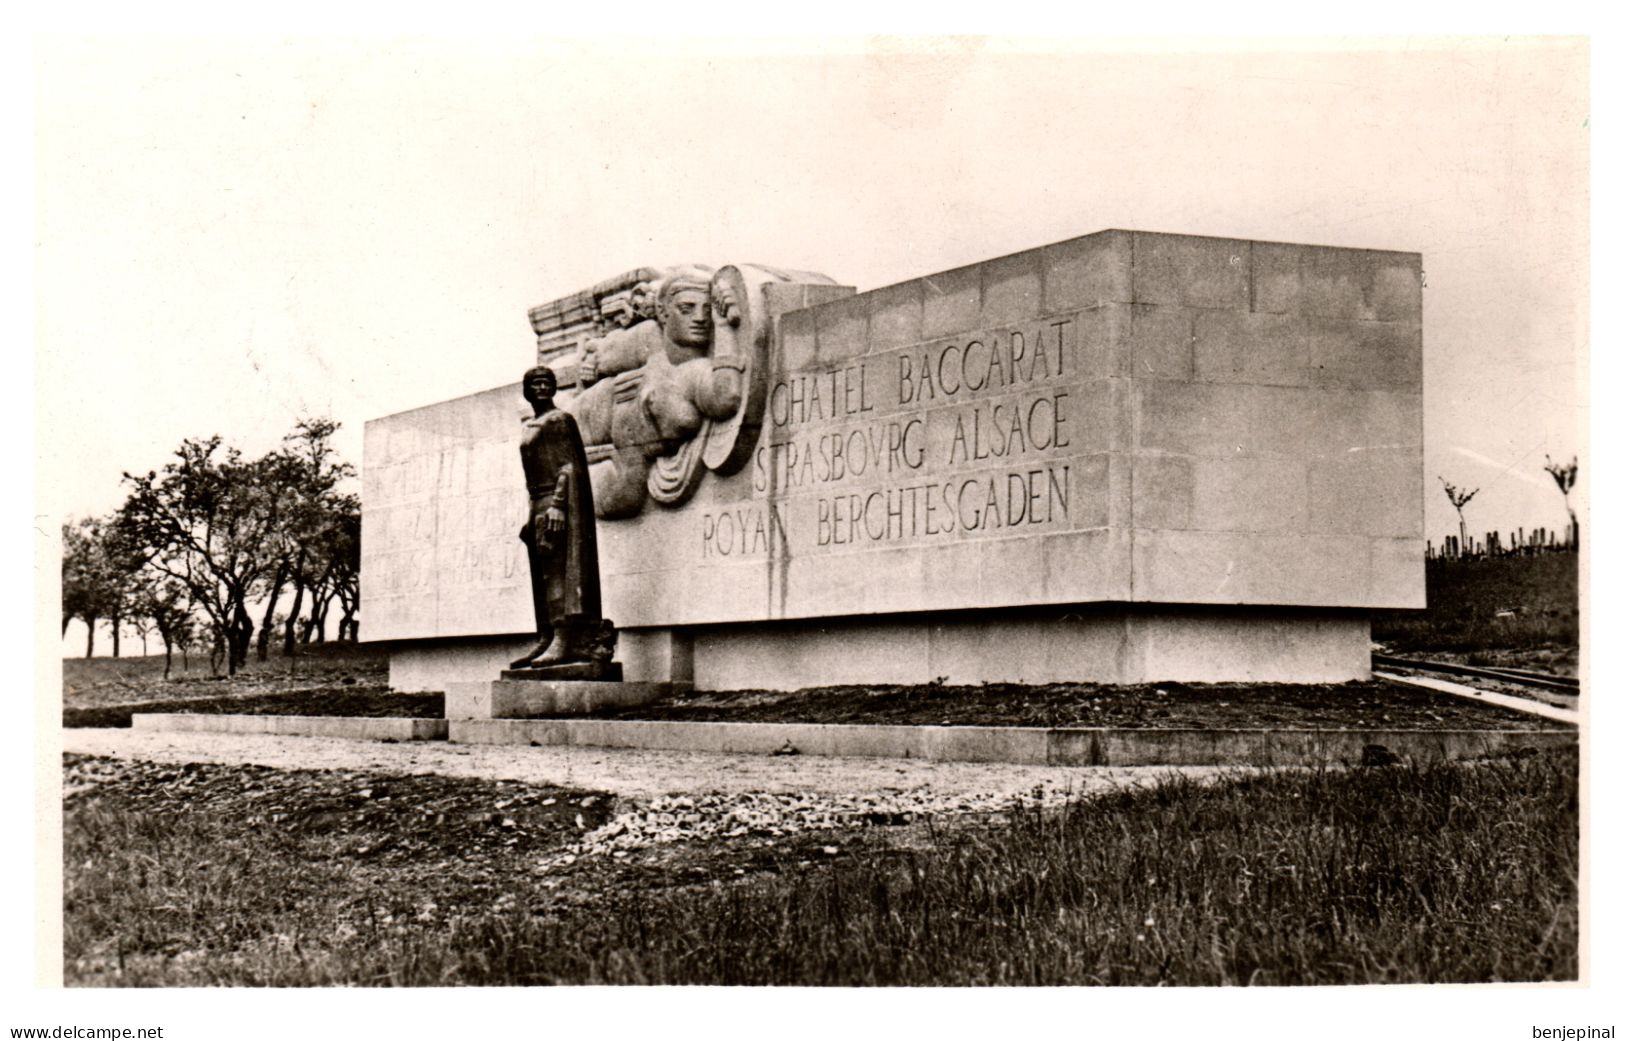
541,263,838,517
508,365,617,671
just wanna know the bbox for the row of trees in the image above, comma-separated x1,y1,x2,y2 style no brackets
1437,454,1580,549
61,419,360,676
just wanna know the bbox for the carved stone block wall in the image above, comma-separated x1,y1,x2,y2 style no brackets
362,230,1423,655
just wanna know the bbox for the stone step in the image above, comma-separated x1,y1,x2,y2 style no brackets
130,714,448,741
447,717,1575,767
444,679,682,720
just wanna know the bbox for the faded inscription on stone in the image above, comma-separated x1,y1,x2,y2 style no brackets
710,315,1087,558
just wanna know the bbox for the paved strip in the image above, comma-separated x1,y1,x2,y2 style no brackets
61,727,1210,801
451,717,1572,766
132,714,447,741
1374,671,1582,726
1371,654,1579,693
128,710,1574,768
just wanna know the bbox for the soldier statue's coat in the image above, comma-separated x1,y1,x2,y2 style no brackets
519,406,601,628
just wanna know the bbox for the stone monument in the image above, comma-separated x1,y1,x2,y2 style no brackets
362,230,1425,700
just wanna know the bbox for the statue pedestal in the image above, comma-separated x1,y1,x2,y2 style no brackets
444,671,681,720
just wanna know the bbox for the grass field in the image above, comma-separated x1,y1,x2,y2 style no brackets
64,749,1578,986
61,642,389,708
62,691,444,730
60,555,1581,987
60,643,394,726
1372,552,1579,660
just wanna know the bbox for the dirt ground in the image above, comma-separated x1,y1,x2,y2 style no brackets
56,747,1219,986
58,725,1259,951
62,644,1569,732
60,727,1201,800
1419,646,1581,677
562,678,1567,730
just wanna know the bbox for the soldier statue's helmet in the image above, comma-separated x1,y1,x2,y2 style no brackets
522,365,558,398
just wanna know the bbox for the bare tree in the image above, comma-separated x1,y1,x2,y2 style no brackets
174,612,197,674
61,516,142,657
129,611,152,657
292,491,360,646
327,503,361,642
118,437,284,675
1438,477,1479,554
271,419,357,659
61,518,103,654
76,419,359,674
253,448,305,662
127,575,197,680
1544,454,1579,545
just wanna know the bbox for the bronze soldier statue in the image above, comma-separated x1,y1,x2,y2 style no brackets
510,365,615,670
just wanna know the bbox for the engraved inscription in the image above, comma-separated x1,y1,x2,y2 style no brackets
767,362,877,427
700,504,791,558
813,464,1071,546
943,393,1071,464
753,418,926,491
746,311,1090,557
897,320,1072,405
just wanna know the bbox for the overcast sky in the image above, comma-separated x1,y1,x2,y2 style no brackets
17,27,1609,1034
35,36,1588,548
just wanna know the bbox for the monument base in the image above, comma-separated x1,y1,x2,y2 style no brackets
501,661,622,682
444,676,681,719
389,629,688,693
391,605,1371,694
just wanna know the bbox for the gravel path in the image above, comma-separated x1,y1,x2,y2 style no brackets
60,727,1231,801
61,729,1265,869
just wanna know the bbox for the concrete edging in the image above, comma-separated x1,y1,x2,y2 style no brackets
1374,670,1581,725
448,717,1575,767
131,714,449,742
122,712,1577,767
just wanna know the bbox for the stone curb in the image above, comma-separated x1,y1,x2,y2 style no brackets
124,713,1577,767
1374,670,1581,725
448,718,1575,767
131,714,448,742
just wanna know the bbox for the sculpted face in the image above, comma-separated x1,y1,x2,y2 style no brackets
629,282,657,322
662,286,713,349
523,367,557,406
